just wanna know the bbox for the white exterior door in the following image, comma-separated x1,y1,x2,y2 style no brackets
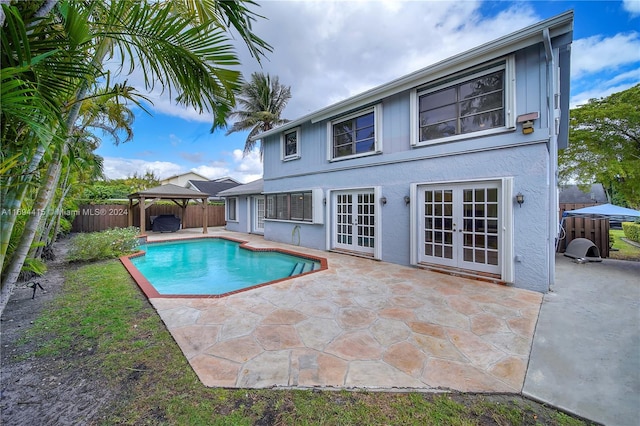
333,190,376,255
418,182,501,274
253,196,265,233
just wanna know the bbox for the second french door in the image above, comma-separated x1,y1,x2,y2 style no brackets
333,190,376,255
418,182,501,274
253,196,265,233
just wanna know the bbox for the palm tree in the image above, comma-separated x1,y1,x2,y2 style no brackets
0,0,272,312
226,72,292,156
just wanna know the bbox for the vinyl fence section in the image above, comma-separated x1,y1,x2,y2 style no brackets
72,204,226,233
557,203,610,258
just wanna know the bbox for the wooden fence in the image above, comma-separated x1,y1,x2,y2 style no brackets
557,203,610,258
71,204,226,233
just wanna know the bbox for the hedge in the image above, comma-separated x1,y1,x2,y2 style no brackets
622,222,640,243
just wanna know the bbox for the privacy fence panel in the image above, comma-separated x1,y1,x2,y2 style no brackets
557,203,610,258
72,204,226,233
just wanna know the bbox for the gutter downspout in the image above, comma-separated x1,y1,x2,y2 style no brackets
543,28,557,291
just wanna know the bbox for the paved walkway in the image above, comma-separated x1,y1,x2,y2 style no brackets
524,255,640,426
143,229,541,392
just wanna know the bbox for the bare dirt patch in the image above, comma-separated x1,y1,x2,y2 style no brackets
1,238,116,425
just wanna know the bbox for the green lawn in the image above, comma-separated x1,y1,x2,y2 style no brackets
609,229,640,261
18,260,594,425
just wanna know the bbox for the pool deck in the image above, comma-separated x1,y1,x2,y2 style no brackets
141,228,542,392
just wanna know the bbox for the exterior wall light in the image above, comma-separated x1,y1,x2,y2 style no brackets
404,195,410,205
517,112,539,135
516,192,525,207
380,196,387,205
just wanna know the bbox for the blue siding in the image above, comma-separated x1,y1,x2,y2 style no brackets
241,27,572,293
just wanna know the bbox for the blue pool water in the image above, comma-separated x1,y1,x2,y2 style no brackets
130,238,320,295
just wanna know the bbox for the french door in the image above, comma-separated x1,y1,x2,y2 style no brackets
418,182,501,274
333,190,375,255
253,196,265,233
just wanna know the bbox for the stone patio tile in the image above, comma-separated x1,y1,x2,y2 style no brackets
261,308,307,325
206,335,263,363
507,315,538,337
291,349,348,387
390,295,426,309
197,305,241,324
423,358,516,392
370,318,411,346
336,307,377,329
346,361,425,388
218,311,262,340
190,355,240,387
482,332,532,356
414,304,470,329
446,329,506,368
411,333,466,362
408,321,447,339
170,325,220,359
378,307,415,322
446,296,485,316
254,325,303,350
324,330,384,361
489,356,528,390
295,318,342,350
294,300,338,318
470,313,510,335
157,306,200,329
383,342,426,377
238,351,291,388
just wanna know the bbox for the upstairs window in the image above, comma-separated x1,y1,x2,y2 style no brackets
412,58,514,146
328,105,382,160
281,128,300,160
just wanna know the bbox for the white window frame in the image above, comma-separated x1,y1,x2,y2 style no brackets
281,127,300,161
410,56,516,147
327,104,383,162
226,197,238,222
264,188,324,225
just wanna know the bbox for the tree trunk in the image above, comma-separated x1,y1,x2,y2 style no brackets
0,145,65,313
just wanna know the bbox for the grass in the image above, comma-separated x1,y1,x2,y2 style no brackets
20,260,596,425
609,229,640,261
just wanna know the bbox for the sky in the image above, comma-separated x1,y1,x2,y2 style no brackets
96,0,640,183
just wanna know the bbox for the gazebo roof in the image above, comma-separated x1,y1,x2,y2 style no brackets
128,183,209,199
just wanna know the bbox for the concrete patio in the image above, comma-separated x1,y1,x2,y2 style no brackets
141,228,542,392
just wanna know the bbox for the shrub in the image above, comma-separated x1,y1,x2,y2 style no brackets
622,222,640,243
67,227,140,262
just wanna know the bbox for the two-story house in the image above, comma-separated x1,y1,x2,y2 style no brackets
219,12,573,293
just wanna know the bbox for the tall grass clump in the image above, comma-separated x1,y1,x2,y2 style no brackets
67,227,140,262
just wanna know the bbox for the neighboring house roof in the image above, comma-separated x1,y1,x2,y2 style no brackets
211,176,241,184
250,11,573,142
559,184,608,204
160,171,209,183
188,180,241,198
217,179,264,197
128,183,210,199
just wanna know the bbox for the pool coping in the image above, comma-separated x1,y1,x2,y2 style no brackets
120,235,328,299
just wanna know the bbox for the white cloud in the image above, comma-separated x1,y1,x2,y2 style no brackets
571,33,640,79
623,0,640,17
232,1,540,119
102,157,184,180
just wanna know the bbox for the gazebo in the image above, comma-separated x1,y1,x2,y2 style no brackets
128,184,210,234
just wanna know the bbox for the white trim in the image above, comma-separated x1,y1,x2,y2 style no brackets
280,127,301,161
410,57,516,147
327,104,383,162
225,197,239,223
501,177,515,283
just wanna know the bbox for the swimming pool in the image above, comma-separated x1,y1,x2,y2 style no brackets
122,237,326,297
